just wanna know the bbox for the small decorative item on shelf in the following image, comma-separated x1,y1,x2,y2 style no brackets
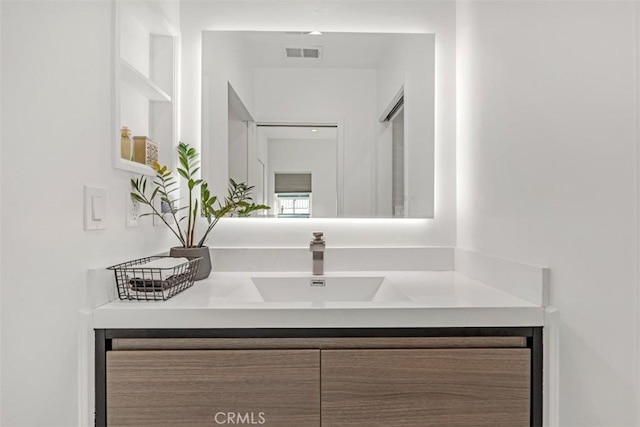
120,126,133,161
108,256,200,301
131,142,269,281
133,136,159,166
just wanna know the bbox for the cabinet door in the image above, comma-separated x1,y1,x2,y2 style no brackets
107,349,319,426
321,349,530,427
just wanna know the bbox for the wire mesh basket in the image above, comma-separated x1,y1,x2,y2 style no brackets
108,256,201,301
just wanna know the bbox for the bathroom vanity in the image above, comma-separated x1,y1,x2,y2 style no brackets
92,270,545,426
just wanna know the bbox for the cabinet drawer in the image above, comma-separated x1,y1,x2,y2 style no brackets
107,349,320,426
321,348,530,427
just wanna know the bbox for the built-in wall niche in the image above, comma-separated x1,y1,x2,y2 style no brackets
113,1,178,175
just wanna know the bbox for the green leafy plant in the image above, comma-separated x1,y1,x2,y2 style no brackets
131,142,269,248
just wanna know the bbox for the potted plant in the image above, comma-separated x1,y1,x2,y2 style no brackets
131,142,269,280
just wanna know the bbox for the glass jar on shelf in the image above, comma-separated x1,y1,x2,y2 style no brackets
120,126,133,161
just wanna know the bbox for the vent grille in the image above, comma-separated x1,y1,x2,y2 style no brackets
303,48,320,59
285,47,303,58
285,46,323,60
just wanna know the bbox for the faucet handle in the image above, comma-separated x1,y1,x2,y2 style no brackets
312,231,324,241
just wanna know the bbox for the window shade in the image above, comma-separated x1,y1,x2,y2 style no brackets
274,173,312,193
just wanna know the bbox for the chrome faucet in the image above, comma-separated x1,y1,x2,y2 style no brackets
309,231,325,275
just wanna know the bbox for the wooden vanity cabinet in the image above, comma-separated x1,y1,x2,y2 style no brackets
96,329,542,427
321,348,530,427
106,349,320,426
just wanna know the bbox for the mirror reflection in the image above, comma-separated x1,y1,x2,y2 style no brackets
257,125,338,218
202,31,435,218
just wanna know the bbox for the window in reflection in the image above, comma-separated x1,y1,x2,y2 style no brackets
274,172,313,218
276,193,312,218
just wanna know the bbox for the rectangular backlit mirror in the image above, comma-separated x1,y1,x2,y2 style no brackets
202,31,435,218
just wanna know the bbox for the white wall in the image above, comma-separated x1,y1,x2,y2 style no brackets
254,67,377,216
254,126,269,206
0,2,176,425
181,0,456,247
0,3,3,418
202,31,255,198
377,34,435,217
268,138,337,218
456,1,638,425
228,97,249,183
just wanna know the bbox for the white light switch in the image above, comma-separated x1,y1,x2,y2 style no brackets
92,196,104,221
84,186,107,230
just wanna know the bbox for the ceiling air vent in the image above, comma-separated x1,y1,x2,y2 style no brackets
303,48,320,59
285,46,323,60
285,47,303,58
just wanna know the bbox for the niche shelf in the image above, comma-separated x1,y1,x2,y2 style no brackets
120,59,172,102
113,1,178,176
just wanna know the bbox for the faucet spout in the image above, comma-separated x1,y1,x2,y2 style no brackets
312,251,324,275
309,231,325,275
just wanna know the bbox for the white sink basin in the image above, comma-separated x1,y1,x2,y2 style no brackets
250,276,409,302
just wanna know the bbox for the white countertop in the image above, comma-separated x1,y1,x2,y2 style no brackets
92,271,545,329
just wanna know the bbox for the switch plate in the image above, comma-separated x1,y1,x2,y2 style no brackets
84,186,107,230
126,192,140,228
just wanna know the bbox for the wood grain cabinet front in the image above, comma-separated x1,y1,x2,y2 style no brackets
321,348,531,427
106,349,320,426
98,333,541,426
